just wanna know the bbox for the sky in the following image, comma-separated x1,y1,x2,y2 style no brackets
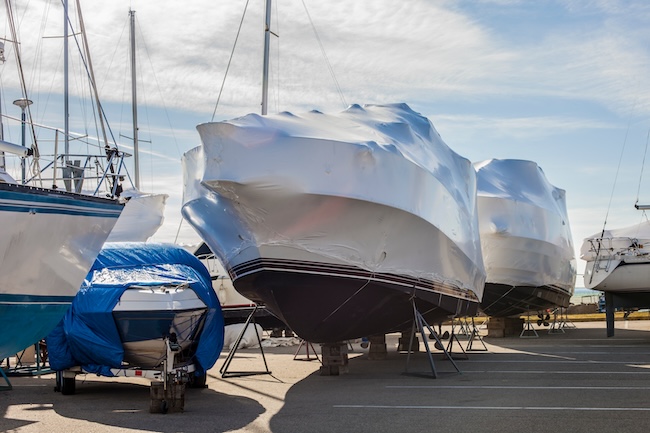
3,0,650,288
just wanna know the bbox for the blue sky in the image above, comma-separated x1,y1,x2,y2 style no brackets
3,0,650,288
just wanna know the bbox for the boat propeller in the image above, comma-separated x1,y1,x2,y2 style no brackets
536,312,551,327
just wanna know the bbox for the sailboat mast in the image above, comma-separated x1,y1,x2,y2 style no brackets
261,0,271,115
64,0,69,161
130,9,139,189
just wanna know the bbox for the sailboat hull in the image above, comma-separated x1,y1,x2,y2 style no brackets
0,183,122,358
581,220,650,293
107,192,168,242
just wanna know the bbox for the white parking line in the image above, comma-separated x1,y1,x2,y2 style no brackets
334,405,650,411
386,385,650,390
461,370,650,374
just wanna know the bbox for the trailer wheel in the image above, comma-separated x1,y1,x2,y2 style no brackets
61,377,76,395
189,372,207,388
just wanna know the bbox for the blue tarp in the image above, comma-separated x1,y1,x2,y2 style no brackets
46,242,224,378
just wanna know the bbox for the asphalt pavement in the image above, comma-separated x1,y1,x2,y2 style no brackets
2,319,650,433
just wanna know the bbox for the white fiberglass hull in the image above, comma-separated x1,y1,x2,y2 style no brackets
582,220,650,293
475,160,576,317
0,183,122,358
107,191,168,242
182,104,485,342
113,286,208,369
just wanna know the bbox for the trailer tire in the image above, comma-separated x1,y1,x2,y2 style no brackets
61,377,75,395
190,372,207,388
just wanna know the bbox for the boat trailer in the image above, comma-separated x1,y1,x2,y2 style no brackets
55,336,204,413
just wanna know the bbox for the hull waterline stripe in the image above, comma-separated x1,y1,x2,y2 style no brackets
232,259,480,302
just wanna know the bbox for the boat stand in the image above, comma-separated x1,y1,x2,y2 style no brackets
451,317,470,338
520,310,539,338
559,307,576,329
0,363,11,391
444,330,468,360
5,341,52,377
404,298,461,378
220,305,272,378
294,339,321,363
548,308,565,334
466,317,488,351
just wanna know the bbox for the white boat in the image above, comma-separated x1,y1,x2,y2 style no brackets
47,243,223,375
113,284,209,369
0,4,166,244
182,103,486,343
475,159,576,317
582,220,650,293
0,4,125,360
0,177,122,360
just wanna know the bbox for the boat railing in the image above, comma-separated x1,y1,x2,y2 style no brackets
2,115,133,198
589,236,649,273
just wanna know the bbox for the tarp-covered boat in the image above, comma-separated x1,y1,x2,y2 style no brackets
46,242,224,378
475,159,576,317
182,103,486,343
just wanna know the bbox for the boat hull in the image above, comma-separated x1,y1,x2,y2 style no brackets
113,286,208,369
581,220,650,292
182,104,486,343
231,258,478,343
584,260,650,293
0,183,122,358
480,283,571,317
107,192,168,242
475,160,576,317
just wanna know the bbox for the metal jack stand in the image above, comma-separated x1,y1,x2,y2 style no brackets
404,298,461,378
520,310,539,338
294,339,321,363
466,317,488,351
451,317,470,338
0,365,11,390
560,307,576,329
220,305,272,378
445,332,469,360
548,308,565,334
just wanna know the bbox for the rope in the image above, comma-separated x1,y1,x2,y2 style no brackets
211,0,250,122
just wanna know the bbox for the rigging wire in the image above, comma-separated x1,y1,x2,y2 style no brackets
137,15,182,161
635,128,650,206
600,119,632,235
300,0,347,109
211,0,251,122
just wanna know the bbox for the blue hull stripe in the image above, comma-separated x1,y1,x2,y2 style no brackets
0,185,122,218
0,294,75,304
0,304,71,359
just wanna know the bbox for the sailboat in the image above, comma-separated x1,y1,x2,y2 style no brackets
582,221,650,298
180,1,485,343
105,9,167,242
0,11,122,359
0,179,122,360
1,3,166,243
475,159,576,317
